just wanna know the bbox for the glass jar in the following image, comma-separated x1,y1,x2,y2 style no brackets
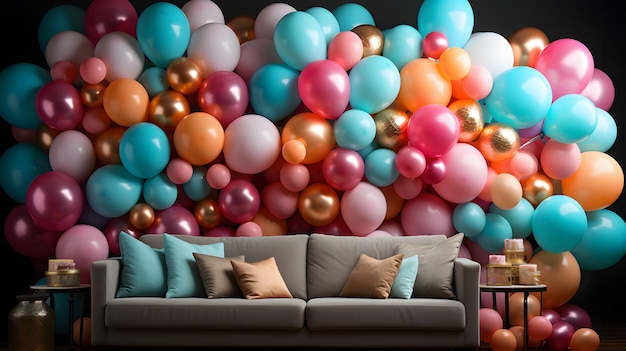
8,293,55,351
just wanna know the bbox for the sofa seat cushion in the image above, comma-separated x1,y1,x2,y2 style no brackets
305,297,466,331
105,297,306,330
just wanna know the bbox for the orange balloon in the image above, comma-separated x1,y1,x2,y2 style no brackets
173,112,225,165
508,27,550,67
439,47,472,81
282,139,306,164
72,317,91,349
508,292,541,327
561,151,624,211
94,126,126,164
102,78,149,127
281,112,336,164
490,173,523,210
80,83,106,108
521,173,553,206
195,198,223,229
569,327,600,351
529,250,581,309
298,183,340,227
398,58,451,112
149,90,191,132
227,15,255,44
490,329,518,351
129,203,155,229
251,205,288,236
166,57,203,95
381,185,404,220
507,326,525,351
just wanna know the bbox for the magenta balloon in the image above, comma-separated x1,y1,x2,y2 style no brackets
203,226,236,237
261,181,298,219
546,321,575,350
146,205,200,236
85,0,138,44
421,157,446,185
401,192,455,236
314,213,352,236
298,59,350,120
218,178,261,224
103,216,143,255
322,148,364,190
580,68,615,111
407,104,460,158
542,308,562,325
35,80,84,131
26,171,84,232
197,70,249,128
395,145,426,178
4,204,61,257
286,211,315,234
55,224,110,284
555,303,593,330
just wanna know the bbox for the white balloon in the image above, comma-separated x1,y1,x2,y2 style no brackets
187,23,241,77
181,0,225,32
254,3,296,40
223,114,281,174
45,31,94,68
463,32,514,81
49,130,96,183
94,32,145,81
235,38,283,83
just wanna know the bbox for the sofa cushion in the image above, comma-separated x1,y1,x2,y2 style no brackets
397,233,464,299
390,255,419,299
193,252,244,298
116,231,167,298
231,256,293,299
340,253,403,298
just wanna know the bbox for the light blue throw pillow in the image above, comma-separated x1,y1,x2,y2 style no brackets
116,231,167,298
390,255,419,299
163,234,225,298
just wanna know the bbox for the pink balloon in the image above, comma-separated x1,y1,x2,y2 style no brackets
26,171,84,232
580,68,615,111
236,221,263,237
198,70,249,128
340,182,387,236
103,216,142,256
166,158,194,185
528,315,554,341
261,181,298,219
146,206,200,236
366,230,392,237
80,56,107,84
4,205,61,257
298,59,350,120
407,104,460,158
540,138,581,180
322,148,364,190
480,307,504,342
395,145,426,178
458,64,493,100
327,31,363,71
432,143,488,203
55,224,110,284
422,31,448,60
218,179,261,224
421,157,446,185
555,303,592,330
546,321,575,350
235,38,283,84
401,192,455,236
205,163,231,189
508,150,538,180
223,114,281,174
35,80,84,131
85,0,138,44
280,163,310,192
378,219,406,236
392,175,423,200
50,60,79,83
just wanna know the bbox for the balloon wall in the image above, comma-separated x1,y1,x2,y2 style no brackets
0,1,623,349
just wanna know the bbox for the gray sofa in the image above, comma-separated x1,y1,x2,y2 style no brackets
91,233,480,349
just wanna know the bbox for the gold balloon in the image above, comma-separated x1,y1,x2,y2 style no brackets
509,27,550,67
475,123,520,162
80,83,107,108
227,15,255,44
298,183,340,227
351,24,384,57
195,198,223,229
522,173,553,206
36,124,60,152
448,99,484,142
167,57,203,95
374,108,409,151
281,112,336,164
148,90,190,132
129,203,155,229
94,126,126,165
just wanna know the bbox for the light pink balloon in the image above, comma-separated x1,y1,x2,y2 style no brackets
45,30,94,68
55,224,110,284
540,139,581,180
49,130,96,183
181,0,225,32
206,163,231,189
392,174,423,200
261,181,298,219
401,192,455,236
280,163,310,192
187,23,241,77
166,158,194,184
80,56,107,84
328,31,363,71
580,68,615,111
298,59,350,120
341,182,387,236
236,221,263,237
377,219,406,236
459,64,493,100
407,104,460,158
395,145,426,178
94,31,144,81
509,150,538,180
235,38,283,84
253,3,296,40
223,114,281,174
432,143,488,203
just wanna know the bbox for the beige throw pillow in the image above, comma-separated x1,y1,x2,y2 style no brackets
340,253,404,298
230,257,293,299
193,252,244,298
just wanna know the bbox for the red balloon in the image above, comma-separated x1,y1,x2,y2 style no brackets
35,80,84,131
197,70,249,128
26,171,84,232
146,206,200,236
4,205,61,257
85,0,138,44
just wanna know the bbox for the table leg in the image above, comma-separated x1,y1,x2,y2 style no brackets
523,292,529,351
69,292,74,351
503,292,510,328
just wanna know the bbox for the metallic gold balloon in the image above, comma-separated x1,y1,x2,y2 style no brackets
374,108,409,151
94,126,126,164
509,27,550,67
351,24,384,57
448,99,484,142
148,90,190,132
227,15,255,44
298,183,340,227
80,83,107,108
522,173,553,206
129,203,155,229
167,57,203,95
195,198,223,229
36,124,60,152
476,123,520,162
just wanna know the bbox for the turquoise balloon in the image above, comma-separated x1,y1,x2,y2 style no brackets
183,166,212,202
119,122,170,179
532,195,587,254
484,66,553,129
349,55,401,114
452,202,486,238
333,109,377,151
357,139,379,159
86,164,144,218
571,209,626,271
138,67,169,97
576,108,617,152
417,0,474,48
38,5,85,54
474,212,513,254
143,173,178,210
249,63,301,123
0,143,51,203
382,24,423,71
543,94,598,144
0,63,50,129
364,148,399,187
136,2,190,68
332,3,375,31
305,7,340,45
274,11,327,71
488,198,534,239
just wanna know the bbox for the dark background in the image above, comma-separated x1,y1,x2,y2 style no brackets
1,0,624,343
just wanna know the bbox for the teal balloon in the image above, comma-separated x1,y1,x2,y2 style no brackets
136,2,190,68
576,108,617,152
484,66,553,129
543,94,598,144
532,195,587,254
143,173,178,210
349,55,401,114
571,209,626,271
417,0,474,48
332,3,375,31
38,5,85,54
488,197,534,239
364,148,399,187
452,202,486,238
119,122,170,179
183,166,212,201
249,63,301,122
356,139,379,159
274,11,327,71
474,212,513,254
382,24,423,71
333,109,377,151
138,67,169,97
0,63,50,129
305,7,340,45
86,164,143,218
0,143,51,203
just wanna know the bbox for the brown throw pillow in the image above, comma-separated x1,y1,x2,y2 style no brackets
230,257,293,299
193,252,245,298
340,253,404,298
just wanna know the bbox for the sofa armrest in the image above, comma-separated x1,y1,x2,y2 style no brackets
91,258,121,345
453,257,481,344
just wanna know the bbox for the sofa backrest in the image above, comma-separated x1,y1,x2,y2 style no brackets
140,234,309,300
306,233,447,298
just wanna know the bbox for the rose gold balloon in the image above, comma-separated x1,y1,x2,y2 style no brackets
80,83,107,108
374,108,409,151
448,99,484,142
509,27,550,67
94,126,126,164
281,112,336,165
227,15,255,44
82,107,112,135
167,57,203,95
522,173,553,206
475,122,520,162
529,250,581,309
36,124,60,152
148,90,190,132
195,198,223,229
129,203,155,229
298,183,340,227
351,24,384,57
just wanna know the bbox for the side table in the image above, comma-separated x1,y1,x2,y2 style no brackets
480,284,547,351
30,284,91,351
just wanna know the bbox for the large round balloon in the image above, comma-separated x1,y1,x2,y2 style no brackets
543,94,597,144
417,0,474,48
187,22,241,77
248,63,301,123
571,209,626,271
26,171,84,232
281,112,336,164
223,114,281,174
136,2,190,68
146,205,200,236
401,192,455,236
298,59,350,120
432,142,488,203
197,70,249,128
173,111,225,166
529,250,581,309
119,122,170,179
55,224,110,284
274,11,326,71
0,143,51,203
4,205,61,258
35,80,84,131
398,58,451,112
349,55,401,114
341,181,386,236
84,0,138,44
218,178,261,224
407,104,460,158
85,164,144,218
0,63,50,129
532,195,587,253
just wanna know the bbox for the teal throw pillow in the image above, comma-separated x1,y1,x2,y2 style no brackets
390,255,419,299
116,231,167,298
164,234,225,298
